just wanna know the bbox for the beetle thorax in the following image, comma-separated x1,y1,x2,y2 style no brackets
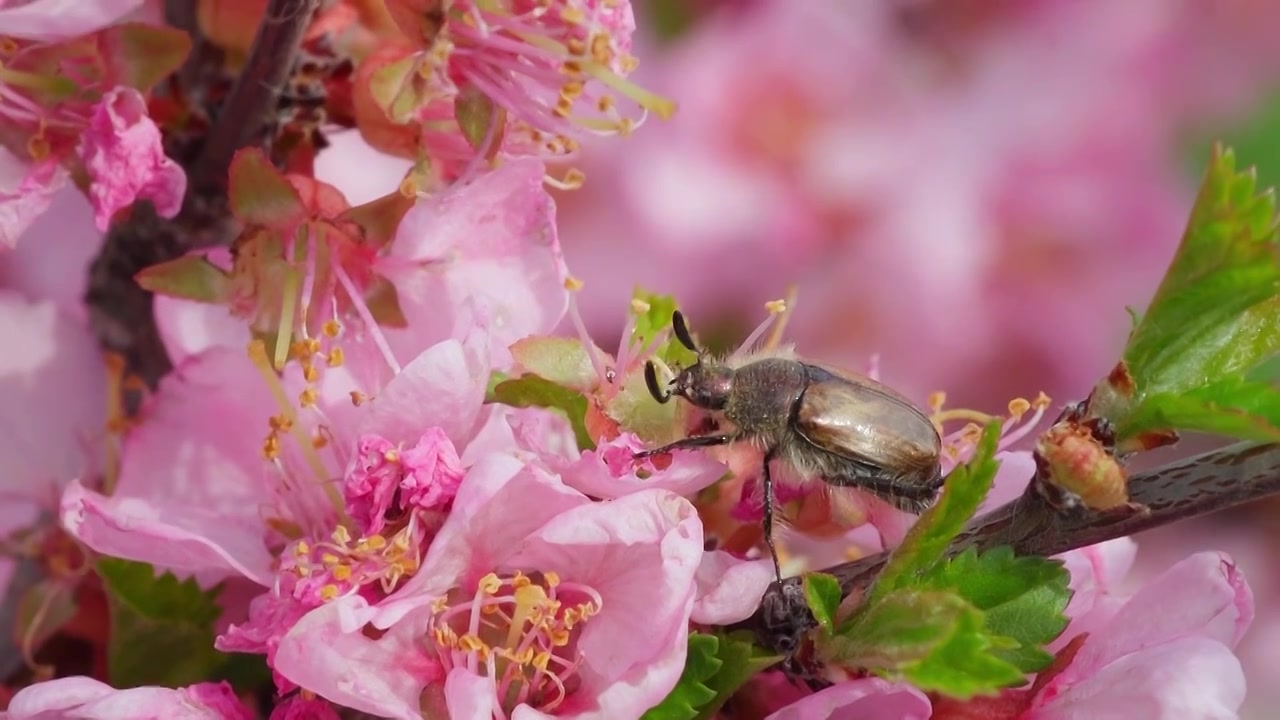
722,358,808,442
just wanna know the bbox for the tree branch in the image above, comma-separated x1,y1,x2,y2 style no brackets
86,0,319,388
191,0,320,193
746,441,1280,656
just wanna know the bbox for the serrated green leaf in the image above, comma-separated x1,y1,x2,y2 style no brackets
804,573,842,634
695,631,782,720
900,603,1026,699
865,421,1003,606
98,558,226,688
135,255,230,303
641,633,720,720
487,374,594,450
918,547,1071,673
1110,145,1280,442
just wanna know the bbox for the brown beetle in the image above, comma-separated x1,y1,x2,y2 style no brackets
635,311,943,580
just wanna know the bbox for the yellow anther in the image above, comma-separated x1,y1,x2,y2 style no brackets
269,414,293,432
364,534,388,551
512,573,532,589
295,566,312,577
322,319,341,338
564,276,584,292
431,597,449,613
332,564,353,581
765,299,787,314
554,96,573,118
543,571,560,587
289,340,309,359
561,59,584,75
312,433,328,449
26,133,49,161
597,96,615,112
327,347,345,368
590,34,613,64
478,573,502,595
532,650,552,671
928,391,947,413
296,540,311,555
550,628,570,647
320,553,340,566
1033,391,1052,409
350,391,366,406
299,387,318,407
482,603,500,615
398,176,418,198
320,584,339,601
619,54,639,73
301,360,319,383
458,634,486,652
0,37,19,55
559,6,585,23
1008,397,1031,419
262,434,281,459
384,449,400,463
566,38,586,56
562,80,585,99
305,338,322,355
332,525,352,544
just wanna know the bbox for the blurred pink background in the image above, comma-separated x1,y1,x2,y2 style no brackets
551,1,1280,716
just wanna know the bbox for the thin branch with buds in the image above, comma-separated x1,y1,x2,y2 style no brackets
747,441,1280,656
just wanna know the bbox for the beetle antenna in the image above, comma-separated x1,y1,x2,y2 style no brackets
672,310,700,354
644,361,671,403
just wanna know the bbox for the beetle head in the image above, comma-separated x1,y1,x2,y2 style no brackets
644,311,735,410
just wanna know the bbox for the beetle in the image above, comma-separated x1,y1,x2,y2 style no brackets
634,310,943,581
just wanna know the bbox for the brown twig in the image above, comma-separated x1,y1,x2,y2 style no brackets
85,0,320,388
746,441,1280,656
191,0,320,193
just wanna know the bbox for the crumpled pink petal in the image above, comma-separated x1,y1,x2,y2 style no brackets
381,157,568,367
4,676,252,720
0,149,68,250
1034,637,1245,720
268,694,341,720
691,550,774,624
79,87,187,231
552,432,727,499
764,677,932,720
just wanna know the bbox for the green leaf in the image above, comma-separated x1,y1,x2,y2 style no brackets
918,547,1071,673
641,633,720,720
820,589,1023,698
134,255,231,303
865,421,1004,606
98,558,227,688
695,631,781,720
1108,145,1280,442
804,573,842,635
487,374,594,451
228,148,306,229
369,52,427,124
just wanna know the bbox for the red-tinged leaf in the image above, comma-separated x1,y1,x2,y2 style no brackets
369,52,428,124
197,0,269,59
365,276,409,328
385,0,445,48
340,190,414,250
135,255,231,303
99,23,193,92
229,148,306,228
351,45,422,158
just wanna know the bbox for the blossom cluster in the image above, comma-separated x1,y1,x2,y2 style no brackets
0,1,1266,719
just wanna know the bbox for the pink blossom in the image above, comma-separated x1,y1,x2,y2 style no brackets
690,549,773,625
343,427,465,536
0,0,146,42
79,87,186,231
2,677,252,720
0,181,99,318
60,328,489,587
1026,551,1251,718
0,150,67,249
268,695,341,720
380,157,569,367
551,431,726,498
273,457,703,720
764,677,932,720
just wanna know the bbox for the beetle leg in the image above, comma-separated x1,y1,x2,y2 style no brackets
761,447,783,585
632,434,732,459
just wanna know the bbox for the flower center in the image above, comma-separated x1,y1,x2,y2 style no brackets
427,570,602,716
281,522,425,604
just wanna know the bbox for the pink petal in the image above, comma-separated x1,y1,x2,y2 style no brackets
0,182,99,318
1059,551,1253,687
0,292,105,506
0,0,145,41
0,150,67,249
58,348,297,585
460,405,578,466
268,695,341,720
691,550,774,624
152,248,247,364
553,432,727,498
5,677,252,720
977,451,1037,514
443,669,501,720
312,130,413,207
369,455,589,628
500,490,703,717
79,87,187,232
357,334,489,449
764,677,932,720
274,600,441,720
1049,537,1138,652
1035,637,1245,720
383,158,568,366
